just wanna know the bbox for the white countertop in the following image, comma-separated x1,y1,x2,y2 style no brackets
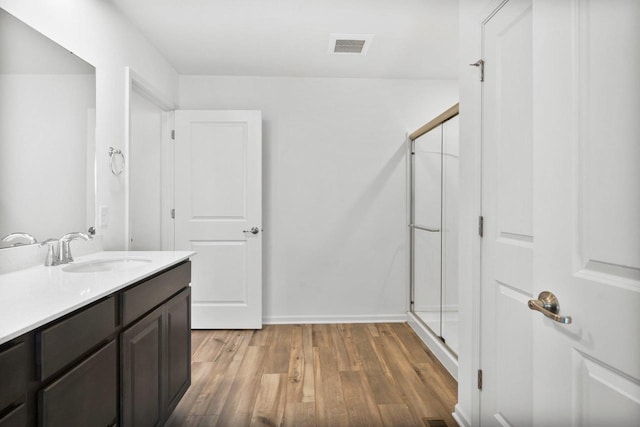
0,250,195,346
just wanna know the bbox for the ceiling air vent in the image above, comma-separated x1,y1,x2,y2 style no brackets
329,33,374,55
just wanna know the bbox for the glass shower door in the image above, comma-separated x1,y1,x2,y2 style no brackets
441,116,459,354
410,114,459,356
412,125,443,337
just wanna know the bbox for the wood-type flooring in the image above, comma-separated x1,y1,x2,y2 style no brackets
167,323,458,427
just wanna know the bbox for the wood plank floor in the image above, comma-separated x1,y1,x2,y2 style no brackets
167,323,458,427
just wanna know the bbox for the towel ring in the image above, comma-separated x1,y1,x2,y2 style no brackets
108,147,125,176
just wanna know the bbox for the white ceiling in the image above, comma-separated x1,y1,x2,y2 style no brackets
111,0,459,79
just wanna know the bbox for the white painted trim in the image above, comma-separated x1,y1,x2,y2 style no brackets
160,111,175,250
407,311,458,380
128,68,176,111
124,67,132,250
124,67,177,251
263,314,408,325
453,404,471,427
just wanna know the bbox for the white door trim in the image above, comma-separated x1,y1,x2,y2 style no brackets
124,67,177,250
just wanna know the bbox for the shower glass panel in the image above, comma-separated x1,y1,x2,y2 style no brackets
413,126,442,336
441,116,459,354
411,114,459,356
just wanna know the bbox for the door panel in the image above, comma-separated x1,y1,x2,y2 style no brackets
189,122,247,218
532,0,640,424
480,0,533,425
175,110,262,329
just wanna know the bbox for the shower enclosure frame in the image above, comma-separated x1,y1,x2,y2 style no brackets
408,103,459,370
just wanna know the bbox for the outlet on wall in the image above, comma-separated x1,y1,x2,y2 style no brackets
99,206,109,228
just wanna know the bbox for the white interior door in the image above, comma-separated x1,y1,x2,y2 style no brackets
532,1,640,424
481,0,640,425
480,0,534,425
174,110,262,329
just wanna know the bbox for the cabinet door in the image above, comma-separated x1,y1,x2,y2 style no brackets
39,340,117,427
121,306,163,427
164,288,191,415
0,403,26,427
0,341,28,413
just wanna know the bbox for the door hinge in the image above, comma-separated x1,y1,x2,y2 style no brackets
171,208,175,219
478,216,484,237
470,59,485,82
171,129,175,140
477,369,483,390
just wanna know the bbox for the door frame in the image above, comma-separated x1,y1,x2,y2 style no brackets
458,0,514,425
124,67,177,250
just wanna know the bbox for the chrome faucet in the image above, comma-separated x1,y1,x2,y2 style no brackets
40,239,60,266
58,232,91,264
2,232,37,246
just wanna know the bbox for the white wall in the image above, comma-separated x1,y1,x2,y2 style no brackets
0,0,179,249
180,76,458,322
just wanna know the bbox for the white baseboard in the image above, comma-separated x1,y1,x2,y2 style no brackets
263,313,408,325
453,404,471,427
407,311,458,380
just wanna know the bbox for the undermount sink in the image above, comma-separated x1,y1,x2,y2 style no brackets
62,257,152,273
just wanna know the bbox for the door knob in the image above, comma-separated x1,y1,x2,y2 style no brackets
243,227,260,235
528,291,572,324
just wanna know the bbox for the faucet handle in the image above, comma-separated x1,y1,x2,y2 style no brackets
58,232,92,264
40,239,60,266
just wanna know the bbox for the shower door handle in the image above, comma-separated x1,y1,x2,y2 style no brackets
528,291,572,324
409,224,440,232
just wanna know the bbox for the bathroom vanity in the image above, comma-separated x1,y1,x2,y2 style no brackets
0,251,194,427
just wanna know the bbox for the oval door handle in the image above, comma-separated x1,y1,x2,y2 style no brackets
243,227,260,235
528,291,572,324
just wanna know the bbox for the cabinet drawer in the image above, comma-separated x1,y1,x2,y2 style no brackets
121,261,190,326
40,340,117,427
0,403,26,427
0,341,28,412
38,296,116,381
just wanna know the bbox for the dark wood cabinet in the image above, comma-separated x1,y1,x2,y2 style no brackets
0,341,29,415
121,306,163,427
39,340,117,427
0,260,191,427
37,296,116,381
0,403,26,427
121,287,191,427
164,288,191,415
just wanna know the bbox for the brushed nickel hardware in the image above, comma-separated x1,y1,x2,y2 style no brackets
528,291,572,324
108,147,125,176
409,224,441,233
470,59,485,82
87,226,96,236
243,227,260,235
58,232,92,264
40,239,60,266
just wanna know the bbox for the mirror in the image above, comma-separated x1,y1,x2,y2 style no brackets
0,8,96,249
